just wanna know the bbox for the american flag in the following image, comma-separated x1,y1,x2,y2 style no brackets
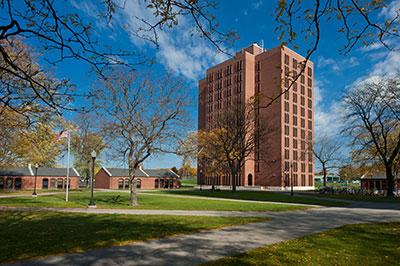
57,130,69,141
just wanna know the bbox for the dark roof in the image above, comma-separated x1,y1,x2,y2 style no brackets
0,167,80,177
145,169,179,178
102,167,179,178
36,168,80,177
0,167,32,176
104,168,148,177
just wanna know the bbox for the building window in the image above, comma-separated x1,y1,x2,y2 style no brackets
125,179,130,189
308,67,313,77
57,178,63,189
285,161,290,171
15,178,22,190
309,175,314,186
293,150,298,160
285,137,289,147
6,178,13,189
308,99,312,108
285,149,290,159
309,164,313,172
301,96,305,105
301,107,305,117
118,179,123,189
293,115,298,126
136,179,142,189
285,113,289,123
293,93,297,103
293,127,298,137
285,125,289,135
301,174,306,186
293,82,297,91
301,163,306,172
293,139,298,149
301,118,305,128
293,58,298,69
308,78,312,87
308,88,312,98
42,178,48,189
301,85,305,95
50,178,56,188
301,75,305,84
284,54,289,65
284,101,289,111
308,120,312,129
294,174,298,186
308,109,313,119
0,177,4,189
293,104,298,114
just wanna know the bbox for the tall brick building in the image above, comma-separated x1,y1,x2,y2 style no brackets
198,44,314,190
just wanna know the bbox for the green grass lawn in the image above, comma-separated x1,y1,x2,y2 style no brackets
180,177,197,188
205,222,400,266
147,189,349,207
0,191,309,212
0,211,266,263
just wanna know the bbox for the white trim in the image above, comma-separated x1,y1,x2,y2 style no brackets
103,167,112,177
27,164,34,176
169,169,180,178
140,168,149,177
72,167,80,177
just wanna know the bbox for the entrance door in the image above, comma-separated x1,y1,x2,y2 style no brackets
42,178,49,189
248,174,253,186
15,178,22,190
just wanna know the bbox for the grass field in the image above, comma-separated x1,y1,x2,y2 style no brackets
0,191,309,212
148,189,349,207
0,211,266,263
205,222,400,266
180,178,197,188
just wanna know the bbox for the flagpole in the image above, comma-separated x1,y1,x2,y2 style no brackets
65,129,70,202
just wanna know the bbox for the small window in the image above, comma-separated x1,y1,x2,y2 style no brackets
118,179,123,189
50,178,56,188
285,149,290,159
15,178,22,190
284,54,289,65
124,179,130,189
42,178,49,189
293,104,298,114
293,115,298,126
136,179,142,189
301,75,305,84
293,127,298,137
6,178,13,189
57,178,63,189
293,58,298,69
308,67,312,77
0,177,4,189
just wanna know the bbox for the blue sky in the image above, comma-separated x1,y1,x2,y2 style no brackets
50,0,400,170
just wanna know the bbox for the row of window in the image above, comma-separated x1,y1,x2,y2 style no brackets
284,102,313,119
207,61,243,82
284,54,313,77
284,173,314,187
0,177,71,190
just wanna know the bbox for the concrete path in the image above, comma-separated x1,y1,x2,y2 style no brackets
5,206,400,266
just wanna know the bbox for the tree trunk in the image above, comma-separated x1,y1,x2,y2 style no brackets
385,165,395,198
130,178,139,206
322,164,327,187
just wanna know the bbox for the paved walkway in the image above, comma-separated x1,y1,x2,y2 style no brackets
5,206,400,266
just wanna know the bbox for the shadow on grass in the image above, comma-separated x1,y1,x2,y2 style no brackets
0,211,264,264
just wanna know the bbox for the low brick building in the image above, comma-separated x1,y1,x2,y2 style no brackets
0,165,80,190
361,173,400,194
95,166,180,190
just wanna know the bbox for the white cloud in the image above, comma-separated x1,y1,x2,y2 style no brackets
118,1,229,81
316,56,359,73
379,0,400,19
251,0,264,9
313,79,344,139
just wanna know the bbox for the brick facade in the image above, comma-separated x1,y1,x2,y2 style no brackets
198,44,314,190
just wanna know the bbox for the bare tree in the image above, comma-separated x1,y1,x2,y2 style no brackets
261,0,400,108
96,69,187,206
198,98,265,192
309,135,342,187
0,0,235,120
343,76,400,197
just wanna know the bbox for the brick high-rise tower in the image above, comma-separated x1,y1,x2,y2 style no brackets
198,44,314,190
